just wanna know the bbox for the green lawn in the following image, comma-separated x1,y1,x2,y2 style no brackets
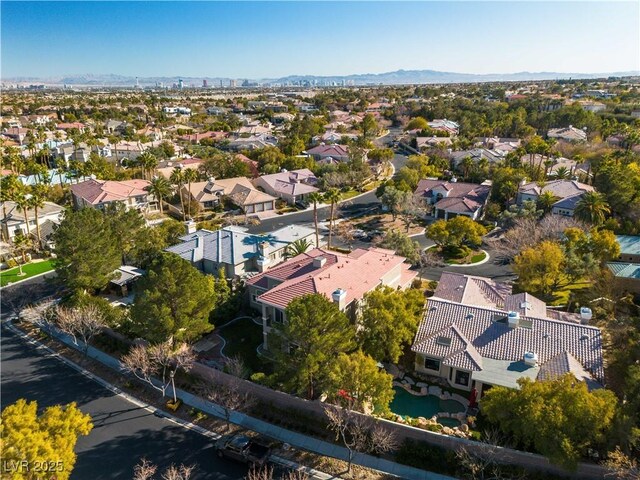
339,189,361,201
0,260,55,287
218,317,264,373
548,279,592,306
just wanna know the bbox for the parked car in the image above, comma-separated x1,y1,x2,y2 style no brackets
215,432,271,467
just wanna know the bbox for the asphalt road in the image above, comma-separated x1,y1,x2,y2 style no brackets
245,152,408,235
1,324,247,480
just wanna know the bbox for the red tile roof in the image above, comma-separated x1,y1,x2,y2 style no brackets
70,179,150,205
248,247,417,309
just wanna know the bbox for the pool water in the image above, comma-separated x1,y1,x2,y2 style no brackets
390,387,465,426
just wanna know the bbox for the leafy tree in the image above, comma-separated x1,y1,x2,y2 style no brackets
360,113,378,140
481,375,617,469
359,286,425,363
327,350,395,414
367,148,394,165
490,167,526,207
1,399,93,480
53,208,121,293
574,191,611,226
379,229,423,265
425,216,486,249
406,117,429,131
272,294,356,398
513,240,564,296
130,253,215,343
379,185,408,220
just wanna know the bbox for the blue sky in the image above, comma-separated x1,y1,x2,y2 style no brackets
2,1,639,78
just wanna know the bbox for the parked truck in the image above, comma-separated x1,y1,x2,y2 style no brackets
215,432,271,467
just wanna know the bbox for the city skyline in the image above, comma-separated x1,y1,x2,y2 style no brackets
2,1,639,79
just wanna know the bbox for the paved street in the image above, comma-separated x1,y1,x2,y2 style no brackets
1,325,247,480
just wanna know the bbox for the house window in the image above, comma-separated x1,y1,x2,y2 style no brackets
455,370,470,386
251,294,257,303
423,357,441,372
274,309,284,323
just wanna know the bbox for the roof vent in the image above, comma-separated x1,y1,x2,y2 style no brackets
579,307,592,324
466,313,474,320
580,333,590,341
507,311,520,328
523,351,538,367
332,288,347,309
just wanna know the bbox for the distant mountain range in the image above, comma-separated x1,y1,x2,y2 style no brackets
4,69,639,87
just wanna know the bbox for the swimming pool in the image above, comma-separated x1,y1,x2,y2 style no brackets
390,387,466,427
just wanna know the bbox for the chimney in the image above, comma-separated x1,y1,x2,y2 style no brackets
507,311,520,328
185,220,196,235
256,242,270,272
579,307,592,325
313,256,326,268
332,288,347,311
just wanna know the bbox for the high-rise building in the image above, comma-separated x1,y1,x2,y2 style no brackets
202,79,208,88
178,79,184,89
229,79,237,88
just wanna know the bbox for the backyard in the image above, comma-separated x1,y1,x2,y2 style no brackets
218,317,264,373
0,260,55,287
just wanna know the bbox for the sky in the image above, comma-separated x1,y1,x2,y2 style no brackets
2,1,639,79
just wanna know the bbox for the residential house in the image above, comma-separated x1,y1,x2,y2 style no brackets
412,272,604,395
606,263,640,296
2,127,30,145
246,247,418,351
183,177,276,214
414,179,491,221
253,169,319,205
417,136,453,150
312,131,358,145
547,125,587,143
428,119,459,136
306,144,350,163
450,148,505,167
227,134,278,151
178,131,227,144
615,235,640,263
1,200,64,247
517,180,594,217
157,158,203,179
166,224,318,278
236,154,259,178
56,122,86,133
70,179,157,212
109,265,145,297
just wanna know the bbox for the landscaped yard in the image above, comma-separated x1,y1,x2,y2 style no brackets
548,279,591,306
218,317,265,373
0,260,55,287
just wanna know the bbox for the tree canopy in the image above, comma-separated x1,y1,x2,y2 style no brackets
130,253,216,343
359,286,425,363
1,399,93,480
481,375,617,469
273,294,356,399
513,240,564,296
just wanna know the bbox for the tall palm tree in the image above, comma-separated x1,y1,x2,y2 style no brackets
307,191,323,247
169,168,187,221
325,188,341,249
12,232,32,274
0,174,21,242
461,156,474,179
14,187,32,238
146,176,172,214
29,184,48,249
182,168,199,219
138,151,158,180
574,192,610,226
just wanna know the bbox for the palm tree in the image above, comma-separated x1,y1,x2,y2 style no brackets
460,156,474,179
0,174,21,242
536,190,559,214
554,166,571,180
11,232,32,275
307,191,323,247
325,188,341,249
169,168,187,221
146,176,172,214
285,238,313,258
14,187,32,238
182,168,199,219
574,192,610,225
29,184,48,249
138,151,158,180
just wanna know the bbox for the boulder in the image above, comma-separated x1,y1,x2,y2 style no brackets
428,386,442,396
387,364,402,379
416,382,428,388
460,423,469,433
405,377,415,386
417,417,428,426
442,427,454,435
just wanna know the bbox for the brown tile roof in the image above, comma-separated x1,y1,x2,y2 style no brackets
70,179,150,204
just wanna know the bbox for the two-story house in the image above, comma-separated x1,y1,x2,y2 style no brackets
166,224,318,278
70,179,157,212
517,179,594,217
252,169,319,205
247,247,418,352
1,200,64,248
414,179,491,221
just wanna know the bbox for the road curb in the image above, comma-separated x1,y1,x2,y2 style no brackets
0,269,56,290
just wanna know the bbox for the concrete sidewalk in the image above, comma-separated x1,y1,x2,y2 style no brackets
24,319,455,480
